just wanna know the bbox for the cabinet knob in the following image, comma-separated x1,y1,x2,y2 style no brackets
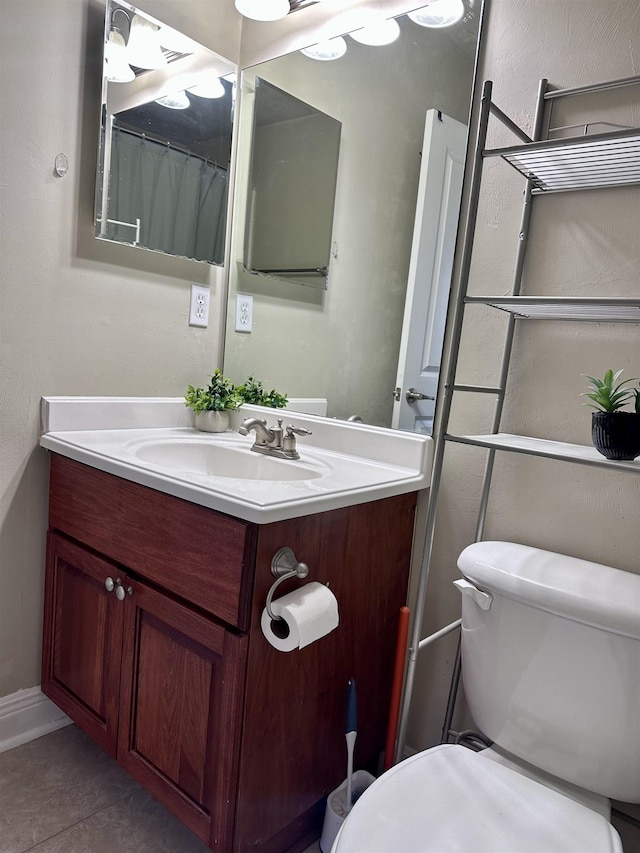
105,577,115,593
115,580,133,601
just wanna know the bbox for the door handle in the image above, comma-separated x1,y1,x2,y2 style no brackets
405,388,435,403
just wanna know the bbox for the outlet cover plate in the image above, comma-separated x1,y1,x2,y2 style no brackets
235,294,253,333
189,284,210,327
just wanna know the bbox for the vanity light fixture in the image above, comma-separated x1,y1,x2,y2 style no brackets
105,28,135,82
349,17,400,46
300,36,347,61
105,7,134,83
407,0,465,28
234,0,290,22
155,90,190,109
188,77,226,99
126,13,167,69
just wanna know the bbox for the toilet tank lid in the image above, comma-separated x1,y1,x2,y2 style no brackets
458,541,640,639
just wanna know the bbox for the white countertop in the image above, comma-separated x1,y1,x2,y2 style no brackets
40,397,433,524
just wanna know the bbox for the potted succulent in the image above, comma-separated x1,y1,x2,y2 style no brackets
581,369,640,461
235,376,288,409
185,370,241,432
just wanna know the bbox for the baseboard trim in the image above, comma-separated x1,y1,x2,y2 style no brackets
0,686,72,754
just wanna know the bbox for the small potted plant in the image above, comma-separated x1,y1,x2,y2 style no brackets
235,376,288,409
581,369,640,461
185,370,240,432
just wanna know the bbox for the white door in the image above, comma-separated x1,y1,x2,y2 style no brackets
392,110,467,434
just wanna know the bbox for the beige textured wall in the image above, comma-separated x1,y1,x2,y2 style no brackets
407,0,640,754
0,0,240,699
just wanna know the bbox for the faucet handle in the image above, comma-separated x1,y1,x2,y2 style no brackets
286,424,312,437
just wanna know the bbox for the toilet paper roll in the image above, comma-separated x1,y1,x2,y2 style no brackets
261,582,339,652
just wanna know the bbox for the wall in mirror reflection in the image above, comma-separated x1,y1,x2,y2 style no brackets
95,0,237,265
224,13,477,425
244,78,341,287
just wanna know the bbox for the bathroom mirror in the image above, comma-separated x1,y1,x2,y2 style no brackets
243,78,342,288
95,0,237,264
223,3,482,426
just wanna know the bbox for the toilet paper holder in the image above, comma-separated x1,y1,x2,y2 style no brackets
266,547,309,622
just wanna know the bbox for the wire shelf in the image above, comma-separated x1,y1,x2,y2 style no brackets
445,433,640,474
464,296,640,321
485,128,640,193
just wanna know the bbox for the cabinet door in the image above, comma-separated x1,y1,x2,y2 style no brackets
41,532,124,756
117,576,248,849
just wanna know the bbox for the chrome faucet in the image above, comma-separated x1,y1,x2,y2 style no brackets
237,417,274,446
238,417,311,460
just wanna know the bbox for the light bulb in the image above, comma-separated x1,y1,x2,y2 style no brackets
155,90,190,110
188,77,226,99
408,0,465,29
234,0,290,22
105,30,135,82
126,14,166,69
301,36,347,61
349,18,400,46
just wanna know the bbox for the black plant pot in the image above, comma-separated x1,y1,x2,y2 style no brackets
591,412,640,461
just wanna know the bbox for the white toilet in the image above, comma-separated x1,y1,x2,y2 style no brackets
331,541,640,852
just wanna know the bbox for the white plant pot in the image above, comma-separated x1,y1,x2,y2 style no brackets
194,411,230,433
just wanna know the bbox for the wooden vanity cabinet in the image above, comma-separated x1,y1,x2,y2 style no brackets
42,530,248,848
42,454,417,853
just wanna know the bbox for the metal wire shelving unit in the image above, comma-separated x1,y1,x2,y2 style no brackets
493,127,640,193
396,73,640,758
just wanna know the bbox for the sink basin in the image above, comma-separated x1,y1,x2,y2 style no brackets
40,399,432,523
130,437,325,481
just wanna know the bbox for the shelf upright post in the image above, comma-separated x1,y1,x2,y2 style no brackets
396,72,640,758
439,79,551,747
395,81,494,761
474,77,548,539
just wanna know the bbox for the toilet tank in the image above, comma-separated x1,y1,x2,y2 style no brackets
456,541,640,803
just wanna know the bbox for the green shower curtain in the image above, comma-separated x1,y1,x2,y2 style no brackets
107,128,228,264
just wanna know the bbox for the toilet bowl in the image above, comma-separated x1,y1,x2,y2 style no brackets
331,542,640,853
331,744,623,852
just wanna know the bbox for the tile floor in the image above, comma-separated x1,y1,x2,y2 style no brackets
0,725,322,853
3,725,639,853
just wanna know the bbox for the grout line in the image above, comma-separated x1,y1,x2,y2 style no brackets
20,792,132,853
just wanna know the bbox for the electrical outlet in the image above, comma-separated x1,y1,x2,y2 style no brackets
235,294,253,332
189,284,210,328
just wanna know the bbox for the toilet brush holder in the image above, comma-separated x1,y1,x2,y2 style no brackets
320,769,376,853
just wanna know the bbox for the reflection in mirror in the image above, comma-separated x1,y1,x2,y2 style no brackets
244,78,342,288
224,4,481,428
95,0,237,264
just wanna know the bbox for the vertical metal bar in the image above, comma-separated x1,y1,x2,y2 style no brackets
440,78,550,746
474,77,548,540
440,635,462,743
395,81,494,762
99,116,114,238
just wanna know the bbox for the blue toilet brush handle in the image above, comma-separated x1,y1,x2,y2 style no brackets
345,679,357,812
